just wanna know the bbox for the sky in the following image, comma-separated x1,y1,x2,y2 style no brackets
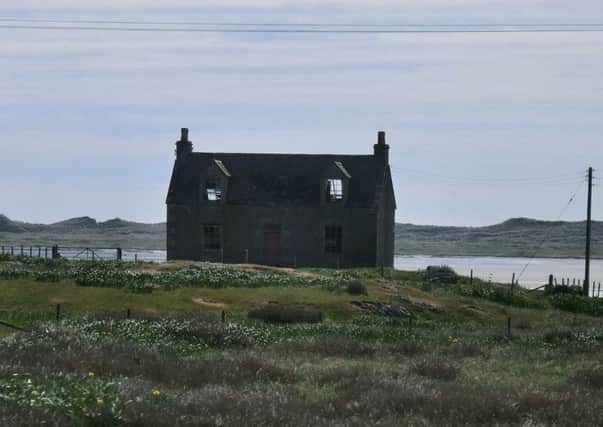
0,0,602,226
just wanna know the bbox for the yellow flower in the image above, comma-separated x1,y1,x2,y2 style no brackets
152,389,161,397
31,390,39,396
96,397,104,405
88,371,95,378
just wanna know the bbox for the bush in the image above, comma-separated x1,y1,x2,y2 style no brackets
544,284,583,296
571,367,603,389
549,294,603,317
248,304,323,324
345,280,367,295
424,265,458,284
412,358,460,381
286,336,375,357
455,283,544,309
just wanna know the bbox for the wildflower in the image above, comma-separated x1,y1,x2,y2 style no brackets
88,371,95,378
31,390,39,396
96,397,104,405
152,388,161,397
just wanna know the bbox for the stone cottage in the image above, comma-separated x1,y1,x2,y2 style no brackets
166,128,395,268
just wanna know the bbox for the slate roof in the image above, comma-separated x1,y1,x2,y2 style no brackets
166,152,389,208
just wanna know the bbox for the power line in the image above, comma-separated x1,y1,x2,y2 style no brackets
516,177,586,281
1,23,603,34
390,167,586,185
1,18,602,28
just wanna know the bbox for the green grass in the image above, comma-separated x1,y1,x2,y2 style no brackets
2,257,603,425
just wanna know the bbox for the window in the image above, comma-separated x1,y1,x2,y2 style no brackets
203,225,222,250
324,225,342,253
205,177,223,201
326,178,343,201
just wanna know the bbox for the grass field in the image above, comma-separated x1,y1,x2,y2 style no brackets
1,256,603,426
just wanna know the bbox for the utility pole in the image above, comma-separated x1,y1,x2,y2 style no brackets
584,167,593,297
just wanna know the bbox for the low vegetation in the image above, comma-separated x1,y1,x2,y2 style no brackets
1,256,603,425
345,279,367,295
248,303,323,324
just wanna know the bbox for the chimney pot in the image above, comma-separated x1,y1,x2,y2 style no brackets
176,128,193,159
373,130,389,164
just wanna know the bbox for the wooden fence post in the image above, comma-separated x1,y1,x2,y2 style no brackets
56,304,61,321
510,272,515,296
507,317,512,338
116,248,122,261
470,269,473,286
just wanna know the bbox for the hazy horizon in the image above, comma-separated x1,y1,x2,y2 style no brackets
1,1,601,226
2,211,601,229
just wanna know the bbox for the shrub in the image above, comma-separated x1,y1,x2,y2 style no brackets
388,340,425,357
443,342,484,358
345,280,367,295
543,328,574,343
549,294,603,317
455,283,544,309
571,366,603,389
544,284,583,296
248,304,323,324
412,358,460,381
424,265,458,284
286,336,375,358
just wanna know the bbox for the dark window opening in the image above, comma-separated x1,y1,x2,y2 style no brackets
325,225,342,253
326,178,343,201
205,177,223,201
203,225,222,250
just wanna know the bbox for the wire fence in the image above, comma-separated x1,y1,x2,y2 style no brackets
0,245,166,262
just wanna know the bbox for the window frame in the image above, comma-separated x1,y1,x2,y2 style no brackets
205,176,224,201
203,224,222,250
324,225,343,254
326,178,344,202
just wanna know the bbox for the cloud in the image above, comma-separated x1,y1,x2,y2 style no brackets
0,1,601,224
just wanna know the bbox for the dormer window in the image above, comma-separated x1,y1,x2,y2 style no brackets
203,159,230,203
326,178,343,201
205,177,223,201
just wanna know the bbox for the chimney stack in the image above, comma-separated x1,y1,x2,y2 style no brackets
373,130,389,164
175,127,193,159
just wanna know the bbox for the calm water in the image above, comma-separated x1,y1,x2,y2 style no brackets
48,248,602,291
395,255,603,290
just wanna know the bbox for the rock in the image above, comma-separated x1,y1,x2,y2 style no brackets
350,301,411,318
398,295,444,313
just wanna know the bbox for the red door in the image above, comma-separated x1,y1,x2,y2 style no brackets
263,224,282,266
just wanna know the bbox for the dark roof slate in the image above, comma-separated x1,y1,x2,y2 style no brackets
166,152,387,208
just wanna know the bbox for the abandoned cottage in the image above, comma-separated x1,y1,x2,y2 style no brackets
166,128,396,268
